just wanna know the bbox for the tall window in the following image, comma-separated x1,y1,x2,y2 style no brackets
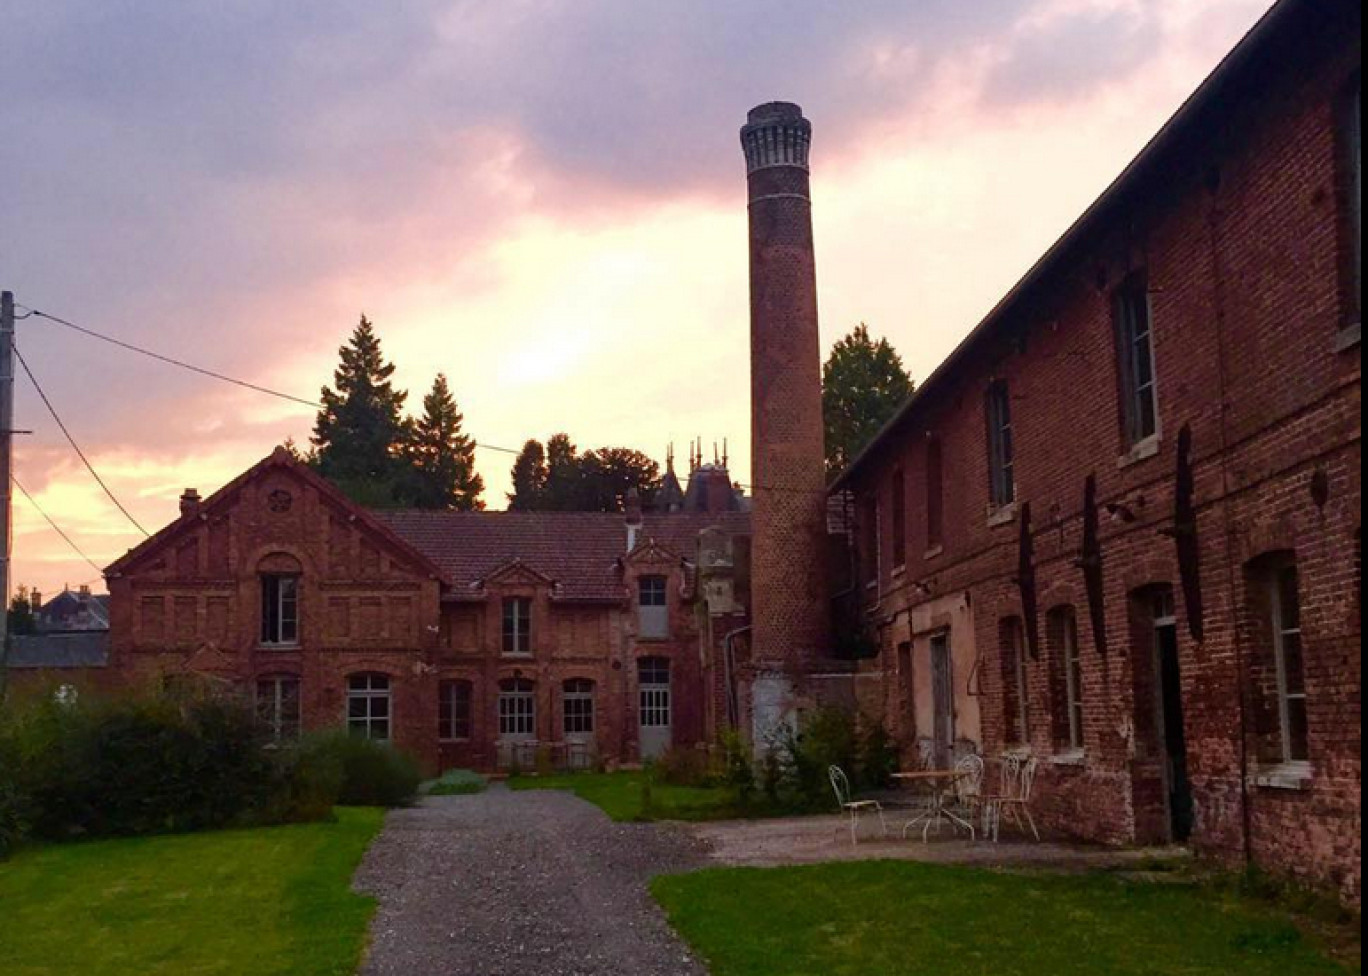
1114,273,1158,447
256,675,301,741
439,680,472,741
502,597,532,655
1048,607,1084,752
1269,562,1309,764
1000,617,1029,746
860,495,880,586
562,679,595,736
498,678,536,738
261,574,299,645
638,657,671,729
985,380,1015,509
891,467,907,569
926,435,944,550
347,672,391,741
638,576,669,639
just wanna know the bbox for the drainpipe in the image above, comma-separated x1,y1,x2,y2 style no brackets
721,624,751,729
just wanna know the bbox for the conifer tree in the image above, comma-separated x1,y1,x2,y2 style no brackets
508,439,548,510
404,374,484,510
822,323,914,478
312,315,409,504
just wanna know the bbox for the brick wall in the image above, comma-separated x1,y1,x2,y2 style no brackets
836,0,1360,900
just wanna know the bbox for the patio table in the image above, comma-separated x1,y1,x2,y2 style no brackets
891,769,976,841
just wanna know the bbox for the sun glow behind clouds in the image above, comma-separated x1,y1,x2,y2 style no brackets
6,0,1276,596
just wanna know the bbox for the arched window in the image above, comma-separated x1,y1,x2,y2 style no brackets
439,680,472,741
1244,552,1308,765
256,674,301,741
498,678,536,739
999,616,1029,746
1046,606,1083,752
347,672,391,741
562,679,595,736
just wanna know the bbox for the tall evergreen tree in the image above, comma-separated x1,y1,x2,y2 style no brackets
508,439,548,510
544,433,581,511
311,316,410,504
403,374,484,510
822,323,914,478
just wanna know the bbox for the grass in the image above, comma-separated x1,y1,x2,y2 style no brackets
0,807,385,976
652,860,1352,976
508,770,737,822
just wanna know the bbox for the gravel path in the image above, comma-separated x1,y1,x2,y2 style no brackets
353,786,710,976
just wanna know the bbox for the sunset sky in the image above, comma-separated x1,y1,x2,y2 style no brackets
3,0,1277,599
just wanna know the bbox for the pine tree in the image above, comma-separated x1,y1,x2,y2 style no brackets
508,439,548,510
403,374,484,510
822,323,914,477
311,316,410,504
544,433,581,510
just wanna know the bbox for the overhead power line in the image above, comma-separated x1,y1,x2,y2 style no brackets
11,475,105,576
14,344,150,537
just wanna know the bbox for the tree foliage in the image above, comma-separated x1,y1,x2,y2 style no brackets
7,586,37,636
822,323,914,478
507,436,660,511
311,316,410,504
402,374,484,510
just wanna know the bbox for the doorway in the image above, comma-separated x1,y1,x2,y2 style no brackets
638,657,672,760
1153,593,1193,842
930,632,954,768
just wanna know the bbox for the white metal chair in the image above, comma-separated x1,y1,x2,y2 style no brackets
983,755,1041,842
829,765,887,846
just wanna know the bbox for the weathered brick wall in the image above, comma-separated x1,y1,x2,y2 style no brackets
840,3,1360,899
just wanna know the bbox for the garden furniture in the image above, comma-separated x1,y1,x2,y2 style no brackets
981,754,1041,842
828,765,888,846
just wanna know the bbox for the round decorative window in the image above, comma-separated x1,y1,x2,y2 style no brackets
267,489,293,513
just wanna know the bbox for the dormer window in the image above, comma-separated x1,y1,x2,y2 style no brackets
638,576,669,640
502,597,532,655
261,574,299,646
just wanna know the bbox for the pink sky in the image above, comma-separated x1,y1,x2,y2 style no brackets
2,0,1276,599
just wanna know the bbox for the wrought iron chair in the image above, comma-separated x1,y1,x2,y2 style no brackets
829,765,887,846
983,754,1041,842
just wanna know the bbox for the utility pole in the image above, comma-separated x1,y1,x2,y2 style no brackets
0,290,13,701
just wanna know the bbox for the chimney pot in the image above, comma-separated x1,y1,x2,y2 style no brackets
180,488,201,517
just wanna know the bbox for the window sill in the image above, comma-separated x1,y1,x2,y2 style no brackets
923,545,944,560
1249,762,1312,791
438,738,472,745
986,503,1017,528
1049,749,1086,767
1117,434,1161,469
259,643,301,651
1334,322,1361,352
501,652,534,660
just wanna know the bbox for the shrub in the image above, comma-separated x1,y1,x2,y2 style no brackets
653,745,713,788
425,768,487,796
301,730,421,807
717,729,755,804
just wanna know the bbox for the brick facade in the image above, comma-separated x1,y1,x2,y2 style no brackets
830,0,1360,900
103,448,751,776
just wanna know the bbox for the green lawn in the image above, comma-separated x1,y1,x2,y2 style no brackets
0,807,385,976
508,770,736,822
652,861,1350,976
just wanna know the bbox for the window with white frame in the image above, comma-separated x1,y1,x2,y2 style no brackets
562,679,595,736
1269,563,1309,764
346,672,390,740
1113,273,1159,448
502,597,532,655
498,678,536,738
638,576,669,639
439,679,472,741
638,657,671,729
260,574,299,645
1048,607,1084,752
985,379,1015,509
256,674,301,741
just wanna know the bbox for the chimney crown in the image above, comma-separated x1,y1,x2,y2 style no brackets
740,101,812,175
179,488,201,517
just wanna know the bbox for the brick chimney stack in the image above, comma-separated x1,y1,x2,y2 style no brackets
741,103,830,691
179,488,201,517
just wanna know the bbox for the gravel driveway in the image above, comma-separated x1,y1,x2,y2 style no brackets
353,786,709,976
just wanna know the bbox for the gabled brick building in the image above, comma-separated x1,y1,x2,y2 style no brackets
827,0,1360,899
103,448,750,774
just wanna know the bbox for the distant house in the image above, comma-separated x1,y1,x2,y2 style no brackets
33,585,110,632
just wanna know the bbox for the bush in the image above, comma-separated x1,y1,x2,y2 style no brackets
717,729,755,804
653,745,713,788
745,708,897,814
301,730,421,807
425,768,487,796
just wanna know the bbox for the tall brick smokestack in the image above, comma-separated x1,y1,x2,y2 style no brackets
741,102,830,725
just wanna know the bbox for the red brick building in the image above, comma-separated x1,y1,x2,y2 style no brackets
103,448,750,775
829,0,1360,899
